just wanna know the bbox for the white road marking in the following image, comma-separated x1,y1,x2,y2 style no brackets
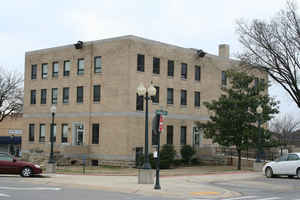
0,193,10,197
0,187,61,191
223,196,258,200
256,198,281,200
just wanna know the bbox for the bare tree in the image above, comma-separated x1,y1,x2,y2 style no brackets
0,67,23,122
270,114,300,154
236,0,300,108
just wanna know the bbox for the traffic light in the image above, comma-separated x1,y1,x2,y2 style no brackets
152,114,160,135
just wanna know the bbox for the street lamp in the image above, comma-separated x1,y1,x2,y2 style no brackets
49,105,56,164
137,83,156,169
256,105,263,163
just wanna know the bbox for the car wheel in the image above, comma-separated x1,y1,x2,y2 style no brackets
265,167,273,178
21,167,32,177
297,168,300,178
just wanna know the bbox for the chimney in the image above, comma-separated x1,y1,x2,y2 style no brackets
218,44,230,58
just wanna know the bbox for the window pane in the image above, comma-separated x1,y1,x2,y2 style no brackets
167,126,173,145
42,63,48,79
137,54,144,72
52,62,59,77
63,87,69,104
77,59,85,75
94,56,102,73
136,94,144,111
195,66,201,81
30,90,36,104
77,86,84,103
39,124,46,142
64,60,70,76
93,85,101,102
92,124,100,144
153,57,160,74
181,63,187,79
180,90,187,105
29,124,35,142
195,91,200,107
167,88,173,104
180,126,187,145
62,124,68,143
52,88,58,104
31,65,37,80
168,60,174,77
222,71,227,86
41,89,47,104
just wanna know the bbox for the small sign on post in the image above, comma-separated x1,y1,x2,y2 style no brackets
155,109,168,116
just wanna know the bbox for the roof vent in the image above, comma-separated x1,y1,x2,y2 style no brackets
74,41,83,49
197,49,206,57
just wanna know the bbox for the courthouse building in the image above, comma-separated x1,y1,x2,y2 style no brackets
22,35,264,166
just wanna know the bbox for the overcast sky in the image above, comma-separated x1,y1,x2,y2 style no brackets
1,0,299,120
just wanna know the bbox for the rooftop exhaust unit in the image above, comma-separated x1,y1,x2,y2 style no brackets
74,41,83,49
197,49,206,57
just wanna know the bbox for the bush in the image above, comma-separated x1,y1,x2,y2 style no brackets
191,158,200,165
180,145,195,165
173,159,182,167
137,145,177,169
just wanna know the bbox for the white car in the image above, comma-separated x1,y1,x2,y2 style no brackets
263,153,300,178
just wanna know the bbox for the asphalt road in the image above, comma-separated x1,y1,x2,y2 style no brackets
0,176,179,200
203,176,300,200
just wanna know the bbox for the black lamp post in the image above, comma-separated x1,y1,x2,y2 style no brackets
137,83,156,169
49,105,56,164
256,105,263,163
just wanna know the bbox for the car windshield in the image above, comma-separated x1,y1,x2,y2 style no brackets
0,153,13,161
275,155,288,162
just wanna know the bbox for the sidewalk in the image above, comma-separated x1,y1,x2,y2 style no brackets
26,170,263,199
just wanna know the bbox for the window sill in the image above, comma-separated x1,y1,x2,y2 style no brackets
93,101,101,104
167,76,174,79
63,102,69,105
152,74,160,77
180,105,187,108
136,70,145,73
152,102,159,105
136,110,144,112
181,78,187,81
167,104,174,107
94,72,103,75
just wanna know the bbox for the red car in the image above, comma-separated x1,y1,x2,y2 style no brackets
0,152,42,177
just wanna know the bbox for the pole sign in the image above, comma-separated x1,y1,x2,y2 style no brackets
159,114,164,132
155,109,168,116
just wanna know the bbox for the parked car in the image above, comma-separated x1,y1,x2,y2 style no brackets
0,152,42,177
263,153,300,178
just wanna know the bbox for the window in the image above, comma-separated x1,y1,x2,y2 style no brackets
51,124,57,142
63,87,69,104
94,56,102,73
167,88,174,105
167,125,173,145
195,91,200,107
77,86,84,103
92,124,100,144
137,54,144,72
180,90,187,106
0,153,12,161
221,71,227,86
42,63,48,79
181,63,187,79
77,58,84,75
168,60,174,77
136,94,144,111
30,90,36,105
41,89,47,104
31,64,37,80
63,60,70,76
288,154,299,161
151,86,159,103
153,57,160,74
195,65,201,81
61,124,68,143
51,88,58,104
180,126,187,145
152,130,158,146
52,62,59,78
39,124,46,142
29,124,35,142
93,85,101,102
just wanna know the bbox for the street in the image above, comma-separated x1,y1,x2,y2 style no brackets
0,176,179,200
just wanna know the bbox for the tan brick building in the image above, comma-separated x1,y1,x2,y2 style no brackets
22,35,265,166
